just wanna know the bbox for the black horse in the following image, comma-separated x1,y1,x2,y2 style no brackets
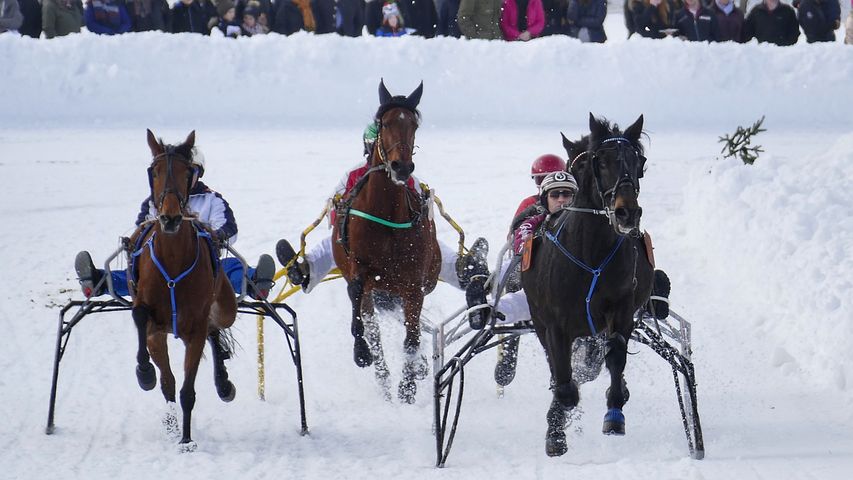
522,114,654,456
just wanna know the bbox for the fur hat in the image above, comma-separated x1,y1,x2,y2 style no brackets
216,0,235,17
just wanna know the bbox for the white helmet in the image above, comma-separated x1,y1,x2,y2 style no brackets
190,146,205,177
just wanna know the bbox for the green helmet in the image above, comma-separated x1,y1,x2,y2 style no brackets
363,122,379,143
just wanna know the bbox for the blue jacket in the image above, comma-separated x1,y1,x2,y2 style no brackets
567,0,607,42
84,0,131,34
673,5,718,41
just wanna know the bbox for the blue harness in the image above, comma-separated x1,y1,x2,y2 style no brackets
544,219,625,336
131,224,216,339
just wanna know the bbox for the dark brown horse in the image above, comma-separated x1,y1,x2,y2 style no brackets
522,114,653,456
131,130,238,450
332,80,441,403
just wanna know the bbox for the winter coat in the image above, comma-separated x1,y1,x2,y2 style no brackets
712,1,744,41
312,0,336,33
0,0,23,32
566,0,607,42
794,0,840,42
500,0,546,40
137,181,238,244
42,0,83,38
126,0,170,32
170,1,208,33
84,0,131,34
337,0,365,37
542,0,568,35
272,0,310,34
627,0,673,39
215,18,241,36
673,5,718,40
742,2,800,45
457,0,503,39
18,0,40,37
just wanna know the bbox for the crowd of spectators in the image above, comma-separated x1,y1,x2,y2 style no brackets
0,0,850,45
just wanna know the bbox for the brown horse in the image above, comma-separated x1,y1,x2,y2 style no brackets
332,80,441,403
131,130,238,450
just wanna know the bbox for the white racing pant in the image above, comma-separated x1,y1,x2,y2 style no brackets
491,252,531,325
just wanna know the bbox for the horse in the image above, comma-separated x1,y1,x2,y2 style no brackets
332,80,441,403
521,114,653,456
131,130,238,450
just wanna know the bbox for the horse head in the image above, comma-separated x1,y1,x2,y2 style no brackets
564,114,646,236
146,129,197,234
373,79,423,185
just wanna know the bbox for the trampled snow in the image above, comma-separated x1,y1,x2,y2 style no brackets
1,13,852,480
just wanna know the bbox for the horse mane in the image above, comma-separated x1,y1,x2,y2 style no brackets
588,117,645,157
153,137,194,163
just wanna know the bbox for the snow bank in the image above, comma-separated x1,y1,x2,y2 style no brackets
2,31,852,130
679,134,853,392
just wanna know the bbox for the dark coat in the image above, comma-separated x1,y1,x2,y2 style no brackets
567,0,607,42
673,4,717,40
795,0,840,42
170,1,208,34
742,2,800,45
337,0,365,36
271,0,303,35
18,0,40,37
627,0,673,39
127,0,170,32
712,3,743,41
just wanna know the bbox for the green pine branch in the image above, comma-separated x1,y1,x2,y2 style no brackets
719,116,766,165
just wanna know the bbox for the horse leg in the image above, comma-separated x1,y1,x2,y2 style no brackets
544,325,579,457
362,296,391,401
132,306,156,391
398,294,427,404
178,332,206,449
347,277,372,367
148,332,179,438
603,332,629,435
208,330,236,402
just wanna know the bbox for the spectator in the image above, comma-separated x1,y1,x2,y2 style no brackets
198,0,218,31
457,0,502,38
500,0,545,40
241,2,268,34
712,0,744,41
126,0,170,32
171,0,208,34
1,0,23,33
793,0,840,42
436,0,461,36
375,0,408,35
396,0,437,37
42,0,83,38
313,0,336,33
235,0,273,30
542,0,568,35
626,0,674,38
567,0,607,42
85,0,132,34
673,0,718,40
337,0,364,36
213,0,241,36
846,0,852,43
18,0,40,37
272,0,315,34
742,0,799,44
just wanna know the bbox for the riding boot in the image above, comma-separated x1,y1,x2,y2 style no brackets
250,254,275,300
275,239,310,288
647,269,671,319
75,251,104,298
456,237,490,289
465,276,490,330
494,336,520,386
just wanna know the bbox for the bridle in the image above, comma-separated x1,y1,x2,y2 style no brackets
374,110,417,178
148,147,196,213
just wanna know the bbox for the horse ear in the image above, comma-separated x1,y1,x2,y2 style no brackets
147,129,162,156
184,130,196,149
588,112,608,143
378,78,392,105
406,81,423,109
561,132,574,157
624,114,644,143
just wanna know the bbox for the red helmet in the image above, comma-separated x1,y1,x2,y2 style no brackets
531,154,566,186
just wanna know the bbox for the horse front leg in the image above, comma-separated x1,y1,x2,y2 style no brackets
132,305,157,391
398,293,427,404
148,333,178,438
544,324,579,457
347,277,373,367
178,332,206,451
361,295,391,401
603,331,629,436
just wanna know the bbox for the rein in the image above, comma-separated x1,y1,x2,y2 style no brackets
131,223,213,339
544,214,625,336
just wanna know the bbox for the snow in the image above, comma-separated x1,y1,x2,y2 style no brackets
2,14,853,480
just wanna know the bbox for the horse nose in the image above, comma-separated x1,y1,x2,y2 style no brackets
391,161,414,176
614,207,642,227
159,214,183,233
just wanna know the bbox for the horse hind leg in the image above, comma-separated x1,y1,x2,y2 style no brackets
132,306,157,391
603,332,629,436
348,278,373,367
208,329,236,402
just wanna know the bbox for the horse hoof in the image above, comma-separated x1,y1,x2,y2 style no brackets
354,338,373,367
545,429,567,457
602,408,625,436
216,380,236,402
404,354,429,381
398,379,417,404
136,363,156,391
178,440,198,453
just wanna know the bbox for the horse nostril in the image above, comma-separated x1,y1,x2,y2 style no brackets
614,208,629,220
391,161,400,171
